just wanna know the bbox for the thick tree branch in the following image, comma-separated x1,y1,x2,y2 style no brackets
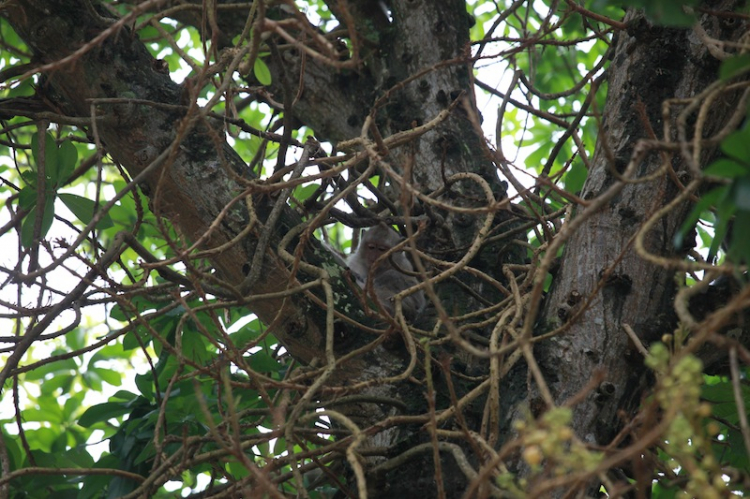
4,0,337,365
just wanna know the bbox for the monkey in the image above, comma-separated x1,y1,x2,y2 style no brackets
347,224,426,318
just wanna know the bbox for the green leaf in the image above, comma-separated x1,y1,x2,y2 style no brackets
59,193,114,229
25,427,59,453
226,459,251,479
135,372,154,399
248,350,281,374
110,390,138,402
22,358,78,381
123,329,151,351
91,367,123,387
703,158,749,178
88,343,131,365
708,188,735,261
56,140,78,184
82,369,103,391
651,481,679,498
293,183,320,203
6,75,34,98
273,436,287,456
21,195,55,247
19,169,38,190
2,429,23,470
182,331,211,365
63,392,84,418
31,132,58,181
65,327,86,351
254,57,272,85
255,440,269,457
28,134,77,188
80,471,113,499
733,175,750,211
39,373,75,395
563,161,587,193
18,186,37,210
110,303,128,322
136,24,159,39
726,210,750,264
722,427,750,469
674,185,726,250
695,226,712,249
230,318,264,346
156,354,179,388
79,402,131,427
23,406,64,425
720,53,750,81
132,440,156,466
720,131,750,162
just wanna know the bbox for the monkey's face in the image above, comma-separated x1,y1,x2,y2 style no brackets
364,242,393,266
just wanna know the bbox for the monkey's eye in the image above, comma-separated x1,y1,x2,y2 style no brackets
377,246,389,252
367,243,377,250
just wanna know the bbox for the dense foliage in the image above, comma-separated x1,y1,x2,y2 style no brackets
0,0,749,497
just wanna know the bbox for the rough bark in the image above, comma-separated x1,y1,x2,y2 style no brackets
534,3,749,493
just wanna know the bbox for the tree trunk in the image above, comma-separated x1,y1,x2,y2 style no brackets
531,3,749,494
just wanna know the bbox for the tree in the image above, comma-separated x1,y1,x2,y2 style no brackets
0,0,749,497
